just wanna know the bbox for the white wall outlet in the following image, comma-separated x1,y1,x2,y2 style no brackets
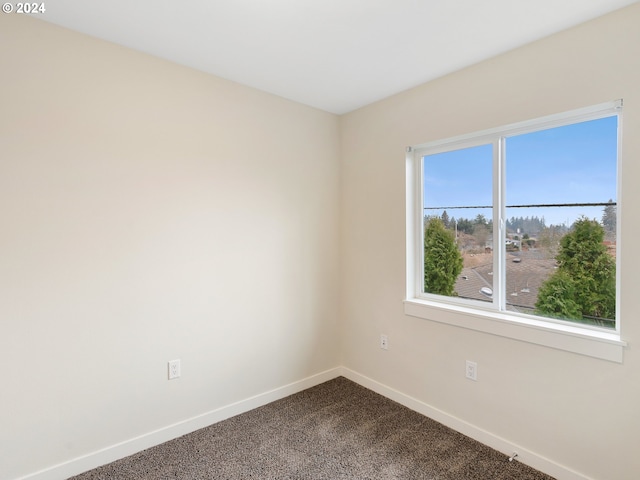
380,334,389,350
168,359,181,380
465,360,477,381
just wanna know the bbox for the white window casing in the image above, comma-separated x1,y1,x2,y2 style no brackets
405,100,626,362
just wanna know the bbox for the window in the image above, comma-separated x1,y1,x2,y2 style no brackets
405,101,625,362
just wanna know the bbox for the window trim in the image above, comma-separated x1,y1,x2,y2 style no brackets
405,100,626,362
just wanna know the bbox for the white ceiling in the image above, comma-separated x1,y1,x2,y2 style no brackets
39,0,638,114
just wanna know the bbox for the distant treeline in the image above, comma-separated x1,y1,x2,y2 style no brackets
505,216,548,235
429,207,613,238
432,211,551,236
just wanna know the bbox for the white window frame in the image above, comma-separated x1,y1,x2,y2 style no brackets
405,100,626,362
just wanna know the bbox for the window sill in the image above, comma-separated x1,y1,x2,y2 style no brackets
403,298,626,363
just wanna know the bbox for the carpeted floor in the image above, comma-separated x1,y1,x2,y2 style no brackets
69,377,555,479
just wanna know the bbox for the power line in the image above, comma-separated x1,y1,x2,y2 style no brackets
424,202,616,210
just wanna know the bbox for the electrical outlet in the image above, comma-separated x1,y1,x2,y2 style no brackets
168,359,181,380
380,334,389,350
465,360,477,381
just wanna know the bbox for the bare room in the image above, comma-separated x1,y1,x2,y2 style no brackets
2,1,639,479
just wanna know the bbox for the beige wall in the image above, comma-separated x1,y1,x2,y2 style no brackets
0,15,341,479
341,4,640,480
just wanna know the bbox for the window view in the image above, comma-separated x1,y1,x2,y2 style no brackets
420,111,618,329
423,144,493,303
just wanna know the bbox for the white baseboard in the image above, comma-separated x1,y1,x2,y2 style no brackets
340,367,592,480
14,367,591,480
15,367,342,480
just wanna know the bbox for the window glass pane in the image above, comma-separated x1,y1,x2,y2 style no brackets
505,116,617,327
423,144,493,302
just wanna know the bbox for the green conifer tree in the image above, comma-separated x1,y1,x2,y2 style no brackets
536,217,615,324
424,217,463,296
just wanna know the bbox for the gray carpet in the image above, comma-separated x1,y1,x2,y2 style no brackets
69,377,555,479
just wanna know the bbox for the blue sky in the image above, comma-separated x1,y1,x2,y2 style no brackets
423,115,618,228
